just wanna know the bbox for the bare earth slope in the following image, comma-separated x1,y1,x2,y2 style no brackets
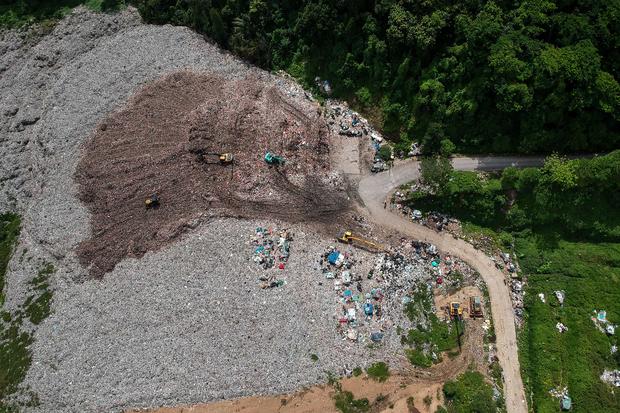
76,71,345,277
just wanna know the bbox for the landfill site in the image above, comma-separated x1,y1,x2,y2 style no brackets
0,6,522,413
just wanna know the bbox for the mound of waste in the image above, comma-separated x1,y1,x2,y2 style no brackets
75,71,348,277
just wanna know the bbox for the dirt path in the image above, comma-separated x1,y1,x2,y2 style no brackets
357,157,540,413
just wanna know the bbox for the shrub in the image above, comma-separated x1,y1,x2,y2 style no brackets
366,362,389,382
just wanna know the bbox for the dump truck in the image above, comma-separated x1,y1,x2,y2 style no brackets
337,230,385,252
469,296,483,318
264,152,285,166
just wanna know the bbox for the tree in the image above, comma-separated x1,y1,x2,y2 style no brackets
440,139,456,156
420,156,453,192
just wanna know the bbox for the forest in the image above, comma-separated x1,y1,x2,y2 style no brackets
131,0,620,154
3,0,618,154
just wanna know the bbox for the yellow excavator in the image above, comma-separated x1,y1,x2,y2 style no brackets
449,302,463,319
337,230,385,252
205,153,234,164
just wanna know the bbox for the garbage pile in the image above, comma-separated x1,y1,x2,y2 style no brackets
250,226,292,288
499,252,518,274
591,310,616,336
556,322,568,333
317,245,389,344
325,102,368,138
324,100,395,172
549,387,572,411
601,370,620,387
511,280,525,325
316,238,477,347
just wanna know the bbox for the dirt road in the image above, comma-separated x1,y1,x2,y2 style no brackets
357,156,545,413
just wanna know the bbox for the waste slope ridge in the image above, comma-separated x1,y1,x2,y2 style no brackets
75,70,348,278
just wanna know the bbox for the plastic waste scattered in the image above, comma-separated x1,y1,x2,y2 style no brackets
370,332,384,342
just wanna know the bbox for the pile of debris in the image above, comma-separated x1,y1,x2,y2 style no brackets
250,226,292,288
323,100,394,173
317,245,391,344
316,238,477,347
497,252,518,274
76,71,350,278
601,370,620,387
510,280,524,322
549,387,572,411
591,310,616,336
325,103,368,138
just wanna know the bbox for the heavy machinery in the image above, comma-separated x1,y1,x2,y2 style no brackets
338,231,385,252
264,152,285,166
449,302,463,319
449,301,465,353
145,194,159,209
469,296,483,318
202,152,234,164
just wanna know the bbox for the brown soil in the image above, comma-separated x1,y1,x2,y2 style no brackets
129,375,443,413
75,71,349,277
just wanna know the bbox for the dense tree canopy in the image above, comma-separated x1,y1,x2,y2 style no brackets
133,0,620,154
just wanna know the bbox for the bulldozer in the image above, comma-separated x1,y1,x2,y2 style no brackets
337,231,385,252
469,296,483,318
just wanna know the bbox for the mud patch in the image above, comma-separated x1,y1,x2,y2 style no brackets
75,71,348,277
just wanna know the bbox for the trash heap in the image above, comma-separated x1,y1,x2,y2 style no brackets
324,100,395,172
549,387,572,411
325,103,368,138
601,370,620,387
591,310,616,336
316,238,476,348
318,246,387,344
250,227,292,289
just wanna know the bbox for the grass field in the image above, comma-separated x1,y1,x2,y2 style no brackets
517,235,620,412
0,213,55,410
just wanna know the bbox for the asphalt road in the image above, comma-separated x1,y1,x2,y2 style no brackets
358,156,545,413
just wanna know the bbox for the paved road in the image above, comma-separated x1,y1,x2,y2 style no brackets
358,156,545,413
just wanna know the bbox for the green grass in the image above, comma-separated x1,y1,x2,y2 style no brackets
517,236,620,412
0,213,54,410
23,263,55,325
405,348,433,367
366,362,389,382
0,213,20,307
401,285,460,366
333,390,369,413
0,0,123,28
443,370,498,413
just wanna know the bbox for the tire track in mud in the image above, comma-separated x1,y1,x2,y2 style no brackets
76,71,349,277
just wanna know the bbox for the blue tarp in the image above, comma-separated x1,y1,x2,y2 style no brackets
327,251,340,265
364,303,374,316
561,396,572,411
